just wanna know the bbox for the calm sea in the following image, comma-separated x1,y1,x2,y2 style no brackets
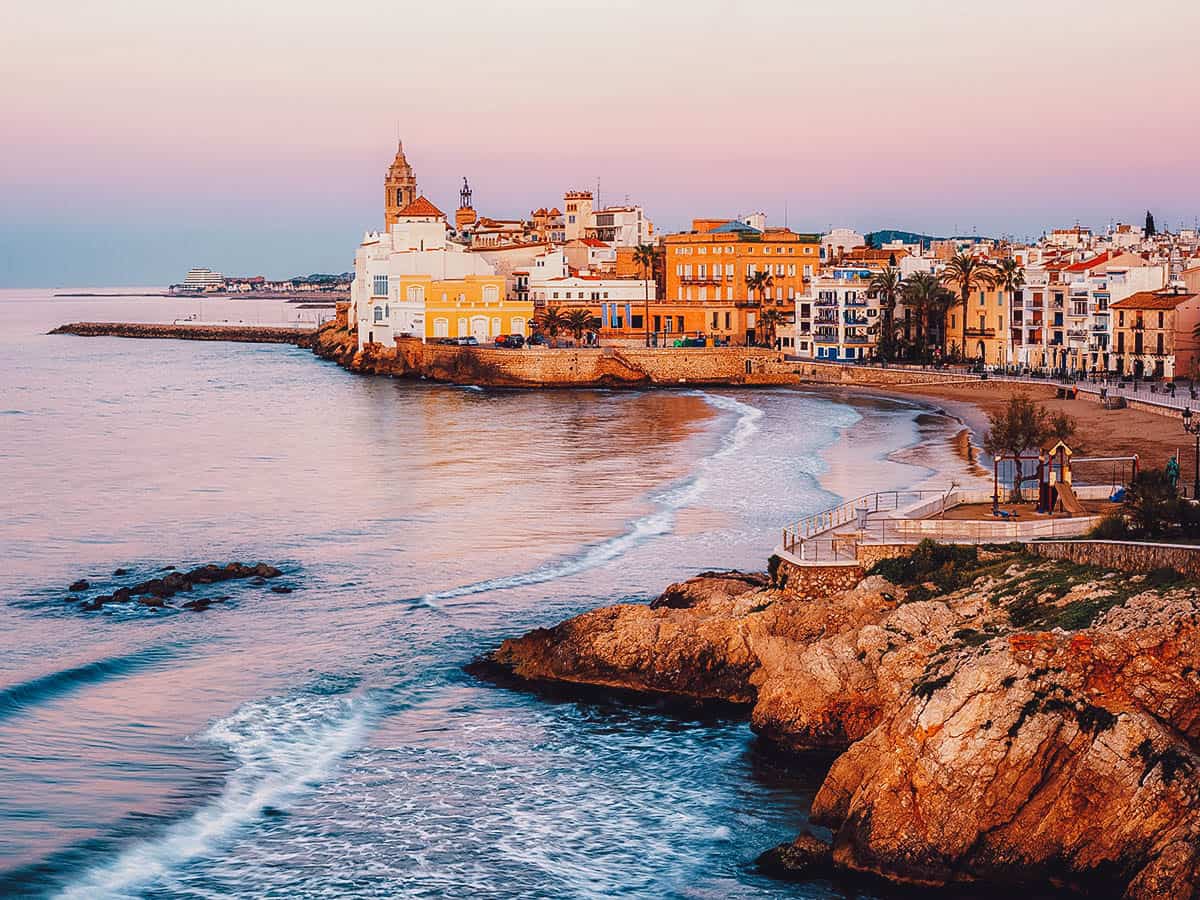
0,289,958,899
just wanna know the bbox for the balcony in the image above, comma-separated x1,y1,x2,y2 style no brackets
815,313,839,325
844,334,871,344
843,315,869,325
815,298,839,307
678,275,721,285
965,328,996,338
843,299,869,307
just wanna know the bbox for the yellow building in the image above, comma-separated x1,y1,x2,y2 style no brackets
417,273,530,341
946,286,1009,366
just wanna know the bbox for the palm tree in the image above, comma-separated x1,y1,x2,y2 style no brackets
868,266,903,361
940,252,998,362
533,306,569,347
745,270,775,345
994,257,1024,368
902,272,956,361
759,308,784,349
634,243,656,347
564,308,601,346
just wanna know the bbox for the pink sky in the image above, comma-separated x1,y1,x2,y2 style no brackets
3,0,1199,284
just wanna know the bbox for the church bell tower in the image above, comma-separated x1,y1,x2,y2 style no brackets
384,141,418,228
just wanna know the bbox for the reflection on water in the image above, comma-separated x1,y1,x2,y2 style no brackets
0,291,969,898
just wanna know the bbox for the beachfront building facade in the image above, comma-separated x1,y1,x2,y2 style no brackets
1110,290,1200,380
795,267,880,361
663,220,821,346
947,286,1010,367
351,196,533,347
527,247,654,341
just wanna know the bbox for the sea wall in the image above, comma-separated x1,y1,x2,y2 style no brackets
1029,539,1200,577
50,322,316,346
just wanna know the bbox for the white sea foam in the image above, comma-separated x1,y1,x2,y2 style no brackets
416,392,762,606
56,693,370,900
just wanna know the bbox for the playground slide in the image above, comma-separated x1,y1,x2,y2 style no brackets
1055,482,1087,516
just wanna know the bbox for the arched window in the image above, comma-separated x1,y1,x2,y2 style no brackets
483,285,499,303
434,318,449,337
511,317,526,335
491,317,501,336
457,317,468,336
407,284,425,303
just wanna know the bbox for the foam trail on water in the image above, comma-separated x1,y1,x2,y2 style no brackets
56,692,371,900
415,391,761,606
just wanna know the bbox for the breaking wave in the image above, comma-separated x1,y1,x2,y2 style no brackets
411,392,762,607
56,691,371,899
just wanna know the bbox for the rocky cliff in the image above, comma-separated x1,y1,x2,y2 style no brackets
482,548,1200,898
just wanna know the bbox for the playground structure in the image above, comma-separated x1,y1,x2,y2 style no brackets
991,441,1137,517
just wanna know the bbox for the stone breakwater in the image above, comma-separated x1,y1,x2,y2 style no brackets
50,322,317,346
479,549,1200,898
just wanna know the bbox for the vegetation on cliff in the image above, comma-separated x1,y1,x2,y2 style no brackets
482,545,1200,897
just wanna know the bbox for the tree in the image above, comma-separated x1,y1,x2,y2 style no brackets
868,266,904,361
1145,210,1157,237
533,306,569,347
1124,469,1181,536
940,252,998,361
563,308,601,345
982,395,1078,501
902,272,956,360
634,243,656,347
759,308,784,349
745,270,775,344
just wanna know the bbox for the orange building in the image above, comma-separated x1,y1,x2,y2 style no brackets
661,220,821,345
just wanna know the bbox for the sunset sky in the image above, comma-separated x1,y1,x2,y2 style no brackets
2,0,1198,286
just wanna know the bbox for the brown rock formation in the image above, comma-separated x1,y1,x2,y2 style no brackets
483,552,1200,897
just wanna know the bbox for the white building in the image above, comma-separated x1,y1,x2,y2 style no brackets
562,190,654,247
821,228,866,262
795,266,881,362
527,247,653,326
350,197,498,349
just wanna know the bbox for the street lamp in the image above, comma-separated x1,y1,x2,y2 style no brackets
1183,408,1200,499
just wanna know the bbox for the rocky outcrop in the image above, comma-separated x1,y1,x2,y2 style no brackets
483,552,1200,897
67,562,287,612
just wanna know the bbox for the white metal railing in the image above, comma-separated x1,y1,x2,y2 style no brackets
780,490,948,555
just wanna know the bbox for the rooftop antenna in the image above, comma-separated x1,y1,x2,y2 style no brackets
784,199,789,228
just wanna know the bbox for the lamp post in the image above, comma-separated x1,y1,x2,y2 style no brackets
1183,408,1200,499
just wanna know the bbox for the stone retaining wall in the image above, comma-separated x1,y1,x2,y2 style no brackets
1028,540,1200,577
770,555,865,601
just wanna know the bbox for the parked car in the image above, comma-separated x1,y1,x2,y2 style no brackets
494,334,525,349
452,336,479,346
527,333,550,346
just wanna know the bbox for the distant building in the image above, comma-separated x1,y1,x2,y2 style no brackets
180,267,225,292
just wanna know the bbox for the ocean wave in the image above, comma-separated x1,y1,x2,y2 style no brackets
411,391,763,607
56,690,371,899
0,646,176,724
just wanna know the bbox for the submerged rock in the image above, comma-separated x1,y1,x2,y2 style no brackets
68,579,89,592
68,562,289,613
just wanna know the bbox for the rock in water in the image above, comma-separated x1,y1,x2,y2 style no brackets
112,568,128,576
68,579,89,592
755,832,833,879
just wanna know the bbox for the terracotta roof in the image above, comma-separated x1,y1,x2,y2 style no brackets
1110,290,1199,310
579,238,609,248
1064,252,1110,272
396,195,446,218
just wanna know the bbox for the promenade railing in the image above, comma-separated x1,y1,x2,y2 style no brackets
780,490,948,556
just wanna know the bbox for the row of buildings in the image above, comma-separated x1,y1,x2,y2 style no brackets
348,142,1200,377
170,268,351,296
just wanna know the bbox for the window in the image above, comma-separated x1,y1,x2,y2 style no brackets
457,317,468,335
630,315,643,328
803,265,813,278
372,275,388,297
725,312,731,329
491,317,501,335
373,305,384,322
763,247,771,255
698,246,706,255
804,247,812,254
788,265,796,277
483,285,499,303
1159,311,1165,328
434,318,449,337
406,284,424,303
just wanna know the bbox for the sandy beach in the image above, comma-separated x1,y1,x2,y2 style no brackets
873,380,1191,478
